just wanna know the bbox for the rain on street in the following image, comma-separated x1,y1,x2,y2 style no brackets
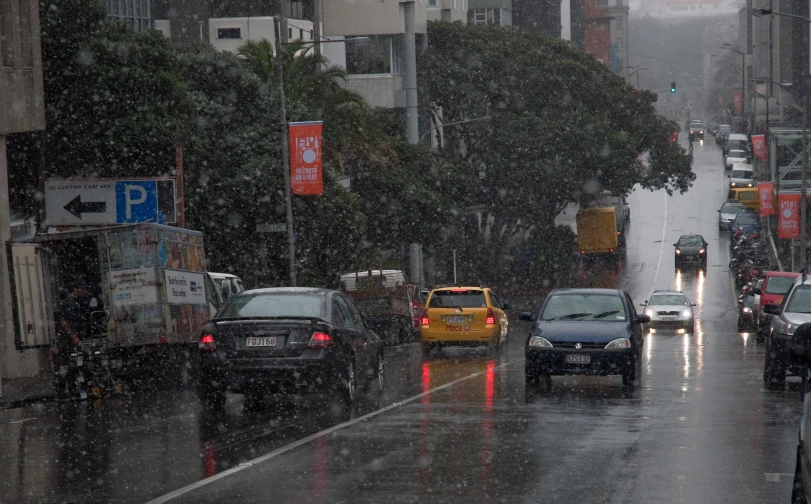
0,137,803,503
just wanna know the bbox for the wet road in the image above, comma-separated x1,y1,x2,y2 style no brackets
0,137,804,503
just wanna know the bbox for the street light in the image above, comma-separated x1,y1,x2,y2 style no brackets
751,8,811,269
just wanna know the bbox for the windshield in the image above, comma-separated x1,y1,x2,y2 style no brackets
690,124,703,130
765,277,796,295
786,286,811,313
731,169,753,179
649,294,689,306
735,214,759,225
721,203,746,214
216,293,326,319
429,290,487,308
677,236,704,246
540,294,627,321
728,150,746,158
729,140,748,149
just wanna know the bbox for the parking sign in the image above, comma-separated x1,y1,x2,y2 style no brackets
116,181,157,224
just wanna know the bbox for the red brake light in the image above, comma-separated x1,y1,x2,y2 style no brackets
580,250,585,255
199,333,216,351
450,289,468,293
486,308,495,325
308,332,334,349
421,310,429,327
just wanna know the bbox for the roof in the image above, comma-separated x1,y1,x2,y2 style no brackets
432,286,487,291
208,272,241,279
550,288,622,296
728,133,749,140
242,287,333,296
652,289,684,294
340,270,405,278
678,234,705,239
732,163,754,171
764,271,801,278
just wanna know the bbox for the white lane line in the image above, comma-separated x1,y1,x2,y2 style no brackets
764,473,793,482
648,190,669,300
145,357,524,504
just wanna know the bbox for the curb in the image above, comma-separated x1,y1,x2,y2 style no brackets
0,392,54,411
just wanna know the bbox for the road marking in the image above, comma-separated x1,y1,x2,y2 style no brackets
764,473,793,482
145,357,524,504
648,190,669,300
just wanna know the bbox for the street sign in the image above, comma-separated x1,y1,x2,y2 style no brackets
256,223,286,233
45,179,177,226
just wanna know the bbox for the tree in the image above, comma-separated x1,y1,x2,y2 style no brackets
421,21,694,285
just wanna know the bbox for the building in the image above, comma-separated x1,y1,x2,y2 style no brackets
0,0,47,388
154,16,314,53
629,0,743,19
513,0,560,36
107,0,154,32
467,0,512,25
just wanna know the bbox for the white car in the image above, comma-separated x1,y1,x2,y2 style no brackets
725,149,748,170
641,290,696,333
718,201,747,228
729,163,755,188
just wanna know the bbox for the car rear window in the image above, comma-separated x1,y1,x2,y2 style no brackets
732,170,752,179
765,277,796,295
216,293,326,319
429,290,487,308
735,213,758,224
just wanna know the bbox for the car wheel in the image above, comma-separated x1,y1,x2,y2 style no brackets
421,343,433,357
792,443,808,504
341,361,357,404
243,389,264,412
737,316,745,332
488,338,501,357
198,379,226,411
771,357,788,389
622,358,637,387
525,366,539,388
764,342,773,383
361,353,385,394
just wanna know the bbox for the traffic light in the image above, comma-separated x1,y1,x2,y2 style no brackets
670,82,676,93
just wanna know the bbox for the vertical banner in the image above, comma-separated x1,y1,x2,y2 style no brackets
751,134,767,160
289,121,324,195
718,94,724,106
733,91,743,112
758,182,774,216
778,192,802,239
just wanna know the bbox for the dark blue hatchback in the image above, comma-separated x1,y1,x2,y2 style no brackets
729,210,761,236
522,288,649,388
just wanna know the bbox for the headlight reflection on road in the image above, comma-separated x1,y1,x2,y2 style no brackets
683,333,690,379
676,270,682,293
741,332,750,346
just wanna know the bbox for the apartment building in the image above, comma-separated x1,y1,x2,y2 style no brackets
467,0,512,25
107,0,154,32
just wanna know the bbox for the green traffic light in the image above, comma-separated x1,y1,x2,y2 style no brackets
670,81,676,93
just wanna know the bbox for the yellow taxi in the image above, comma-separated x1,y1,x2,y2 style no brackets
420,286,511,355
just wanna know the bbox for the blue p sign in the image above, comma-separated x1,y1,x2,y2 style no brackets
116,181,158,224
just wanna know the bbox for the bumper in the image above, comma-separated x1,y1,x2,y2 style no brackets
646,318,692,329
525,348,635,376
770,333,799,365
421,327,499,344
200,353,338,393
675,254,705,262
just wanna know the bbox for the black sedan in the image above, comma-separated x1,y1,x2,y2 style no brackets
522,288,649,388
197,287,384,411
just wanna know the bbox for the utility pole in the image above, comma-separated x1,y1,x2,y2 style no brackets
276,5,297,286
746,0,753,131
803,93,809,270
312,0,321,57
403,1,422,285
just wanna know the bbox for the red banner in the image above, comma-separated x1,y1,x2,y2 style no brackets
758,182,774,216
289,121,324,195
718,94,724,106
778,192,802,239
752,134,766,160
733,91,743,112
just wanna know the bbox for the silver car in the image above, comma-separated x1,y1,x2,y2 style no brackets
641,290,696,333
719,201,747,229
764,274,811,387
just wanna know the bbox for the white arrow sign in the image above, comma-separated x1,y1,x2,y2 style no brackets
44,181,117,226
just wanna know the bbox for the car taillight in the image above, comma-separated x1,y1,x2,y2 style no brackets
421,311,429,327
199,333,216,351
486,308,495,325
307,332,334,349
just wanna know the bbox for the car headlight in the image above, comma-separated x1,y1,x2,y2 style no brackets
731,182,736,186
779,321,799,336
748,183,753,187
742,307,752,313
645,308,656,317
605,338,631,349
698,248,705,254
681,309,692,317
528,336,553,348
675,249,681,254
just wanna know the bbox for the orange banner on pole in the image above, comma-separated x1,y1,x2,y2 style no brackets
289,121,324,195
751,134,766,160
758,182,774,216
778,192,801,239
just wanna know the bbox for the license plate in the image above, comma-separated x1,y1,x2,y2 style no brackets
447,316,466,324
246,336,278,347
565,354,591,365
661,316,677,320
111,359,123,369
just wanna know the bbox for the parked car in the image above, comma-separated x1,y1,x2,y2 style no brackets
207,272,247,317
725,149,749,171
522,288,649,388
640,289,696,334
727,188,760,213
729,163,755,188
197,287,385,410
674,234,708,269
718,201,747,229
420,286,511,355
788,322,811,502
737,279,763,332
763,273,811,388
753,271,801,335
729,211,761,237
716,124,732,145
725,133,751,156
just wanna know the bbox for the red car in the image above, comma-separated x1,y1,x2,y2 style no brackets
670,131,679,144
753,271,800,330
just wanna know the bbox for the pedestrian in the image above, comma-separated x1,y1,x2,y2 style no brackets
54,283,93,397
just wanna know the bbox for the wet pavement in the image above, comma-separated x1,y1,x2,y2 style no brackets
0,137,804,503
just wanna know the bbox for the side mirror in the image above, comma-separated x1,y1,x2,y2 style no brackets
502,301,513,310
752,287,762,295
420,290,430,299
764,304,781,315
519,311,533,321
639,302,648,306
636,314,651,324
672,243,678,247
691,303,697,306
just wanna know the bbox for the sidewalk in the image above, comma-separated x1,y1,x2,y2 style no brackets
0,374,54,410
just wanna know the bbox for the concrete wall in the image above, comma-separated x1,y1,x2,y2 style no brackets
322,0,427,36
0,0,45,134
346,73,405,108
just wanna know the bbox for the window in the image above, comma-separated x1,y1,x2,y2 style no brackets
596,0,607,6
346,35,403,75
441,8,451,21
217,28,242,40
217,293,326,319
332,300,351,327
429,290,487,308
428,0,437,6
471,8,499,24
489,292,502,309
335,296,360,327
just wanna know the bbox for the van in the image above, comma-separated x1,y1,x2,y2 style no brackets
205,272,247,316
727,187,759,212
340,270,407,291
726,133,750,156
729,163,755,188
